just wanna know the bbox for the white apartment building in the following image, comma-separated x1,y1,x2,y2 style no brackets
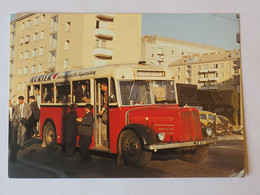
141,35,225,67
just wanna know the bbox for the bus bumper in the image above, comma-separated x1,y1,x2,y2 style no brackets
145,138,218,151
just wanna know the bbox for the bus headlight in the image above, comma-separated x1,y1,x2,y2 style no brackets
206,126,213,136
158,133,165,141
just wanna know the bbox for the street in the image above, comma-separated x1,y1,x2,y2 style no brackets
8,133,245,178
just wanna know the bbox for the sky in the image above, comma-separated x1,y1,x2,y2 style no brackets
142,13,240,50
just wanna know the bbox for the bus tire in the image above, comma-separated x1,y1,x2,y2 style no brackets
43,122,59,150
181,145,209,163
121,130,152,168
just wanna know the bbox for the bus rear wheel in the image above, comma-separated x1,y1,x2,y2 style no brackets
44,122,59,150
181,145,209,163
121,130,152,168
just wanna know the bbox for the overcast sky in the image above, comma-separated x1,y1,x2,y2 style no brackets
142,13,240,50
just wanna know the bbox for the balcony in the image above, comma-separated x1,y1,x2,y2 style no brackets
96,14,114,21
94,28,114,39
209,85,218,90
208,68,218,72
49,43,57,51
94,47,113,59
199,69,208,73
50,25,58,33
199,78,209,82
208,77,218,81
48,61,56,71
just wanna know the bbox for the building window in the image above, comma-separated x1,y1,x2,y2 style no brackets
32,48,37,57
203,64,208,69
177,75,180,80
24,51,29,59
182,52,184,55
212,64,218,68
198,65,201,70
186,78,191,84
96,20,100,29
221,82,224,87
24,66,28,75
18,67,22,75
19,52,23,60
23,82,26,90
50,16,58,32
33,33,38,41
220,72,224,77
31,65,36,74
40,47,43,56
64,59,69,69
177,67,181,73
21,22,24,30
221,63,224,68
25,35,30,43
38,64,42,73
20,37,24,44
27,20,31,28
41,14,45,23
66,22,70,32
65,40,69,50
18,83,21,91
34,16,39,25
172,50,174,55
40,31,44,39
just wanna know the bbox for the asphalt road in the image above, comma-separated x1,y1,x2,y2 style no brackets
8,133,245,178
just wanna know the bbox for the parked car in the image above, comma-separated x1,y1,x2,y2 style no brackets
200,111,223,135
218,115,234,135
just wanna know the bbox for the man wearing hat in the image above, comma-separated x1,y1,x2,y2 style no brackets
12,96,32,149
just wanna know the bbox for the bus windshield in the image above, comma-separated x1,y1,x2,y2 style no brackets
119,80,176,105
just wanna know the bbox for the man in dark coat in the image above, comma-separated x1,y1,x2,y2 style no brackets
77,104,94,162
65,104,78,160
28,96,40,138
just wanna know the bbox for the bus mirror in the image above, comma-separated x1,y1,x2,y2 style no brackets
109,94,116,103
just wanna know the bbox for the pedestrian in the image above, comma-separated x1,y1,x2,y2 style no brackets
13,96,32,150
98,82,108,124
65,104,78,160
77,104,94,162
29,95,40,138
9,99,19,161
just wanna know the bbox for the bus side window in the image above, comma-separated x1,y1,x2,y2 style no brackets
72,80,91,103
42,84,54,103
56,82,71,103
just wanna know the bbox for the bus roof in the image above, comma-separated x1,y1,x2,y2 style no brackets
28,63,175,84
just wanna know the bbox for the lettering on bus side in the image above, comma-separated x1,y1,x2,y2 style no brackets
29,70,97,83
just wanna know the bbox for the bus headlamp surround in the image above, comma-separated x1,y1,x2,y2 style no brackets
158,133,165,141
206,126,213,136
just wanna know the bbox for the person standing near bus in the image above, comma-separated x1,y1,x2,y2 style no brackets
12,96,32,150
65,104,78,160
29,96,40,138
77,104,94,162
98,82,108,124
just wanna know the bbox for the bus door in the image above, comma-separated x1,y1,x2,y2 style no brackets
94,78,109,150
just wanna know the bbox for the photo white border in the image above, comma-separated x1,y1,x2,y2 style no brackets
1,0,260,194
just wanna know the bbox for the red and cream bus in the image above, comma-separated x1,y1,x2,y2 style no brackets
26,63,217,167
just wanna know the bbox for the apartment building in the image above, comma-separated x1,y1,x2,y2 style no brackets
141,35,225,67
9,13,142,103
168,50,241,91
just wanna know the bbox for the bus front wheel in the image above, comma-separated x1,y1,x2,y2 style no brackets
121,130,152,168
43,122,59,150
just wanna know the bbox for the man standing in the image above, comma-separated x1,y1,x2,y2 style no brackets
29,96,40,138
13,96,32,149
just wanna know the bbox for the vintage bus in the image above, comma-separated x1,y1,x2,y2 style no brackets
26,63,217,167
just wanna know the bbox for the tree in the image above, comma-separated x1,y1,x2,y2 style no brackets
231,88,239,126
